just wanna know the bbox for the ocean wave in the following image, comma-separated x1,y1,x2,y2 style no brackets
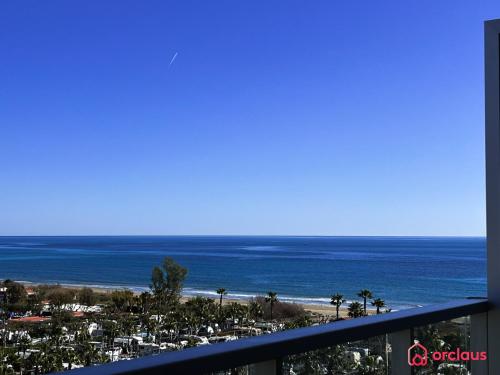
12,281,436,311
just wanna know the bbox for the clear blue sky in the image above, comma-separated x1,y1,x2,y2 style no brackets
1,1,498,236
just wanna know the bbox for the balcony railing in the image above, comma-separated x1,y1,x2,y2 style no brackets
65,297,489,375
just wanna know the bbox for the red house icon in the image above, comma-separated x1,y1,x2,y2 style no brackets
408,341,428,367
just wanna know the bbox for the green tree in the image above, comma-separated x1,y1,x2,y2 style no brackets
216,288,227,310
139,292,152,314
3,279,26,305
224,302,247,326
284,315,312,329
62,347,79,370
102,319,120,349
150,258,187,344
48,288,74,313
371,298,386,314
18,335,31,359
110,290,134,313
330,293,345,321
119,315,137,355
284,345,354,375
150,257,188,311
265,292,278,321
357,289,373,315
150,267,165,300
185,296,217,333
357,355,386,375
248,301,264,320
348,301,364,318
78,287,96,306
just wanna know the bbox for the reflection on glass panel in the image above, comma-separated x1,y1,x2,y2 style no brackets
210,364,274,375
412,316,470,375
210,315,476,375
210,367,251,375
281,335,389,375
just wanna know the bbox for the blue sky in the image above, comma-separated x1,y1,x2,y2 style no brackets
1,1,498,236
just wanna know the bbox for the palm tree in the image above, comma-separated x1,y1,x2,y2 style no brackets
225,302,246,326
248,301,264,320
120,315,137,355
330,293,346,321
18,334,31,360
371,298,386,314
265,292,278,320
62,347,79,370
357,289,373,315
348,301,364,318
216,288,227,310
139,291,152,314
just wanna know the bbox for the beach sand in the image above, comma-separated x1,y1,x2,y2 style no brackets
22,281,373,319
185,296,362,318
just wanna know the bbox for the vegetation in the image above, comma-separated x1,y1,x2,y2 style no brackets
348,301,365,318
330,293,345,321
357,289,373,316
150,257,188,310
0,260,400,374
252,296,305,321
371,298,386,315
216,288,227,311
78,288,96,306
265,292,278,320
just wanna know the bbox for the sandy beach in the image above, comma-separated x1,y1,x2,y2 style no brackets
20,281,371,319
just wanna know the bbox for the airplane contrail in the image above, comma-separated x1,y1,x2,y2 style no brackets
169,52,178,67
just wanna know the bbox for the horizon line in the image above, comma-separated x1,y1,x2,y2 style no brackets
0,234,487,238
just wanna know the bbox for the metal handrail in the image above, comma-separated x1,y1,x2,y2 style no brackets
66,298,488,375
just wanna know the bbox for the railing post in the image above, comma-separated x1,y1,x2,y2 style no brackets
248,358,280,375
486,18,500,375
471,312,488,375
389,329,412,375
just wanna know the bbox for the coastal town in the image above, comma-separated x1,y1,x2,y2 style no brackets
0,257,464,374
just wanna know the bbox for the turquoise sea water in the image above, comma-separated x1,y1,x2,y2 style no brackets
0,236,486,310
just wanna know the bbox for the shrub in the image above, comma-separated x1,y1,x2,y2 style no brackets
78,287,96,306
252,296,306,320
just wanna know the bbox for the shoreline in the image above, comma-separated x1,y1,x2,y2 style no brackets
18,280,377,318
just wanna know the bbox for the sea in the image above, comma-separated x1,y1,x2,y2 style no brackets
0,236,486,311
